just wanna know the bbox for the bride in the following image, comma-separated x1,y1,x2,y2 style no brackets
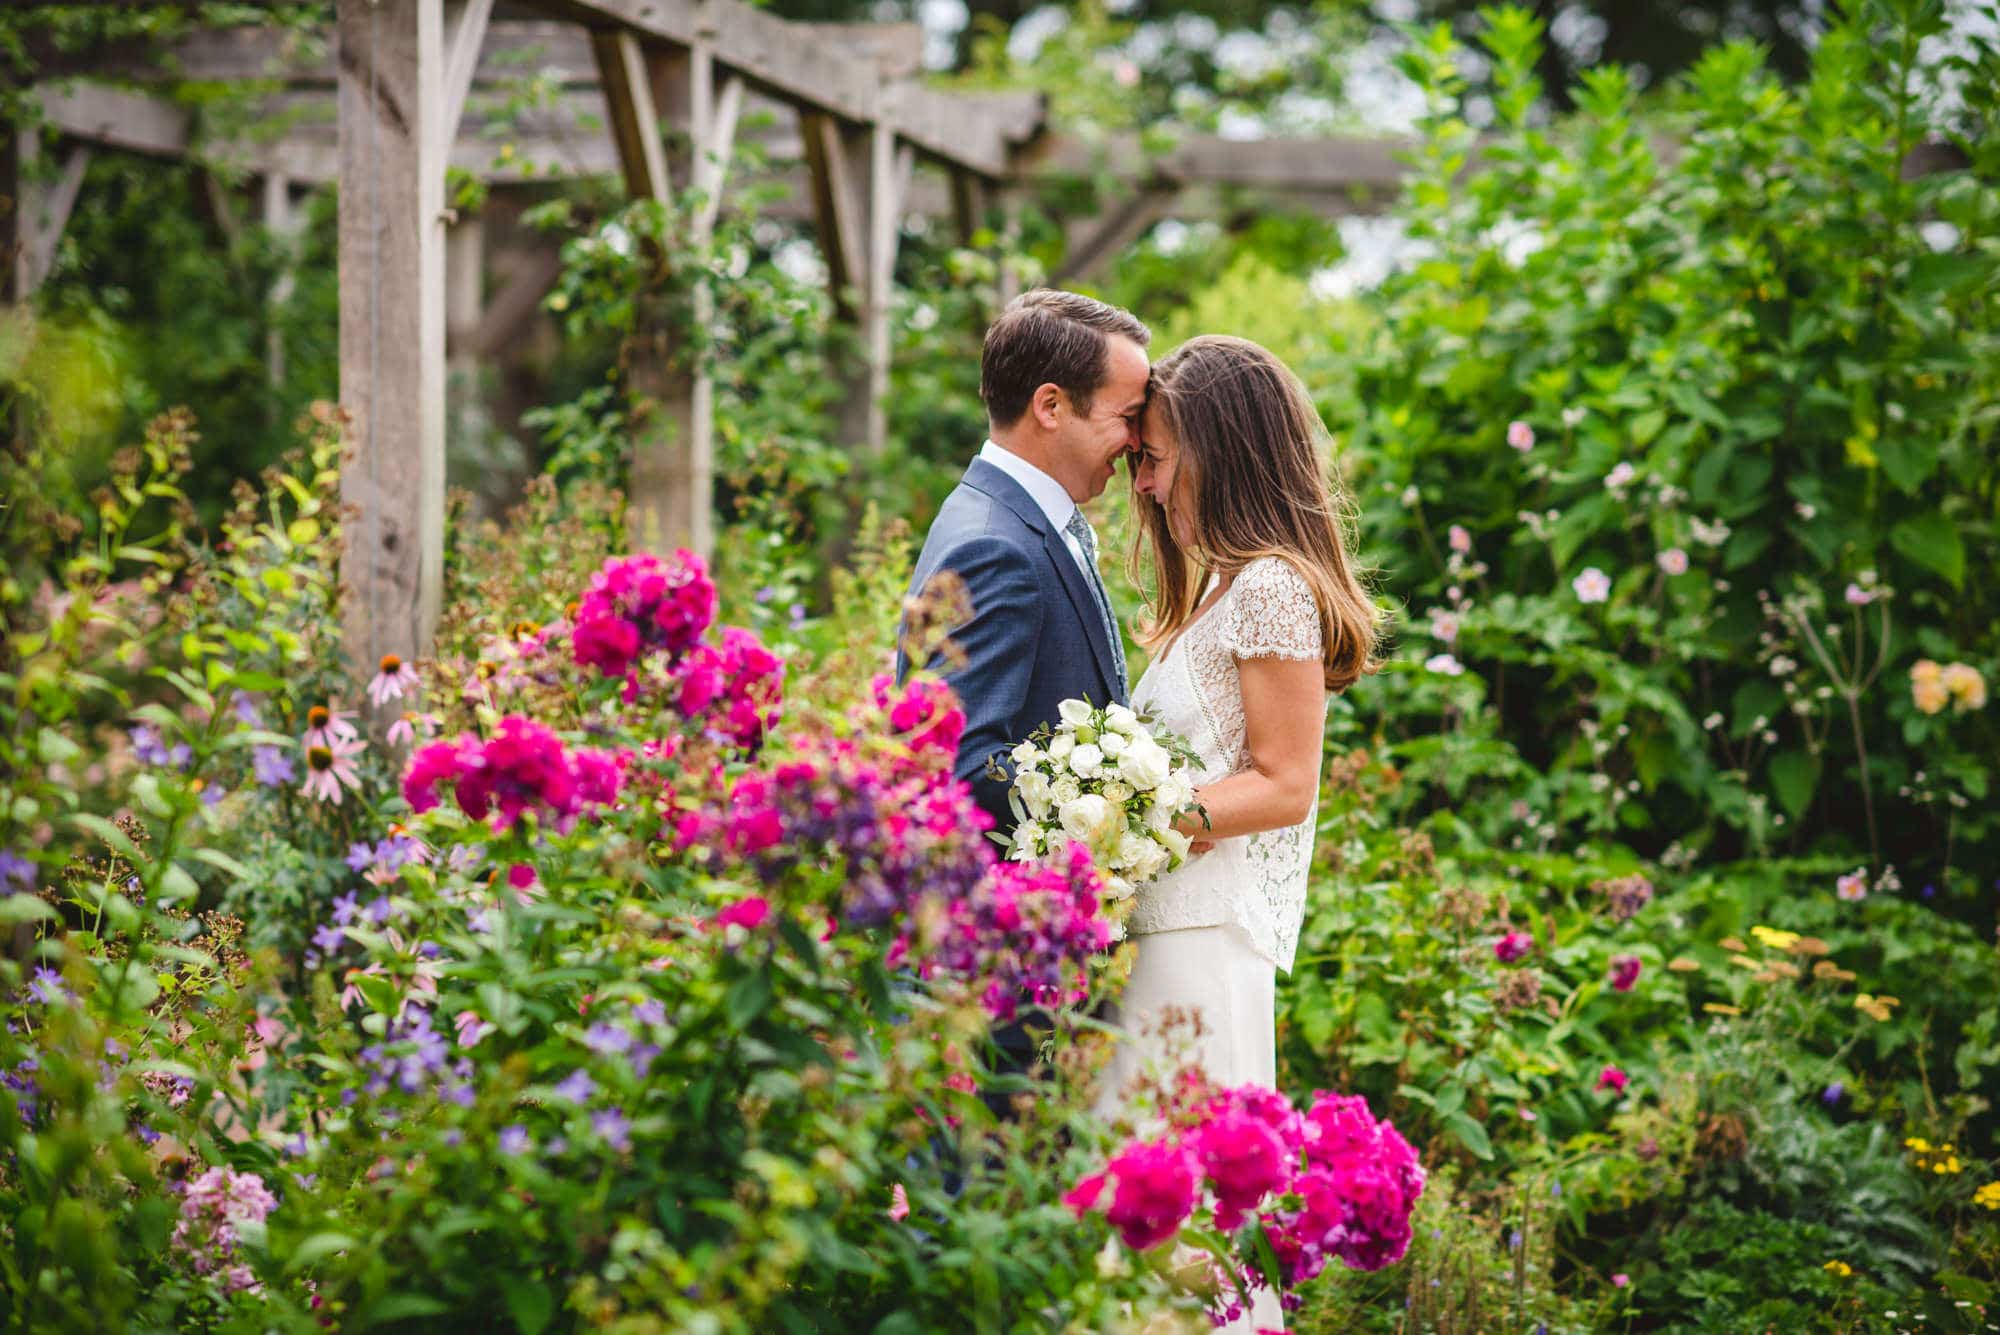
1104,335,1380,1331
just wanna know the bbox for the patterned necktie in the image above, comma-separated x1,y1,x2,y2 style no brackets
1064,509,1129,701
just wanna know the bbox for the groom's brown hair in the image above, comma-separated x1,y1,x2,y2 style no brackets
980,289,1150,428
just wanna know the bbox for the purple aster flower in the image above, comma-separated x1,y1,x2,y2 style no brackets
311,924,345,953
590,1108,632,1152
1822,1081,1844,1106
286,1131,309,1156
1508,1229,1523,1251
755,586,776,604
366,896,394,925
1921,883,1936,899
552,1069,596,1104
199,784,227,807
130,724,171,766
583,1023,633,1056
135,1122,161,1145
345,842,377,873
498,1124,531,1155
27,967,67,1005
632,999,667,1028
165,741,192,768
295,1172,318,1190
330,891,360,926
0,849,32,890
628,1043,661,1078
252,745,294,787
788,603,807,629
466,909,493,934
232,693,263,726
545,1135,568,1156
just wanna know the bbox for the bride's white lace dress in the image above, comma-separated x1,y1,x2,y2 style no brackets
1100,555,1325,1334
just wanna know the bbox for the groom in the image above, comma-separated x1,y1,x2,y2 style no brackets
896,288,1152,833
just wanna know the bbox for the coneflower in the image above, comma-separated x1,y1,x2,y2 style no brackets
367,654,421,708
300,735,365,805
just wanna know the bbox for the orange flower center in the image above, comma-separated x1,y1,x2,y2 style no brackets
307,746,334,771
307,706,330,728
380,654,402,674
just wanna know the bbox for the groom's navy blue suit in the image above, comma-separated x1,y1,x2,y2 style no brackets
897,453,1127,1126
897,455,1128,831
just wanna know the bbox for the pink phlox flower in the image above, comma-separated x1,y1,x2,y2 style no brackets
1596,1065,1629,1094
572,551,717,678
888,1182,911,1222
1572,567,1612,604
1448,524,1472,554
1608,955,1642,992
713,896,772,932
1507,420,1535,451
1494,930,1532,963
1100,1138,1199,1250
1657,547,1689,576
453,1010,493,1048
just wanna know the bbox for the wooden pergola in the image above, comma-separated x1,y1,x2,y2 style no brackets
4,1,1411,680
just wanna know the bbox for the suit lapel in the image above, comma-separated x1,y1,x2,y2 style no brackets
963,458,1120,703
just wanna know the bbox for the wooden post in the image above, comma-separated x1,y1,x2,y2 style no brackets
591,25,737,560
4,127,91,300
804,106,909,452
262,172,296,385
445,213,485,472
336,0,448,682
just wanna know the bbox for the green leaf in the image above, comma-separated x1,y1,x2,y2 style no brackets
1444,1110,1494,1160
499,1274,555,1333
726,967,773,1029
0,897,56,925
366,1294,451,1322
1768,750,1820,819
190,848,251,882
1889,512,1964,588
158,862,200,905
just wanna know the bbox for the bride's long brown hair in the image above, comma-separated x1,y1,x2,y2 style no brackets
1130,335,1381,692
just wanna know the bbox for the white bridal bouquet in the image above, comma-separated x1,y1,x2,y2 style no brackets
995,698,1206,923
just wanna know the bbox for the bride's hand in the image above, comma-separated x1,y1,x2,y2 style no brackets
1188,839,1215,855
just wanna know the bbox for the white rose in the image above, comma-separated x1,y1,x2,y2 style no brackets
1130,840,1170,883
1101,780,1134,805
1048,733,1075,762
1097,731,1129,757
1143,800,1174,832
1058,794,1115,844
1051,776,1083,806
1010,740,1043,768
1101,874,1135,902
1016,770,1055,816
1069,742,1105,778
1117,737,1172,790
1104,704,1139,733
1058,698,1095,727
1155,773,1194,812
1113,830,1153,870
1160,827,1191,862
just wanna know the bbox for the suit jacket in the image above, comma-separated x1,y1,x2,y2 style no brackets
896,456,1127,832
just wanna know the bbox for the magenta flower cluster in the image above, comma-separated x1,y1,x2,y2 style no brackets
671,626,786,751
173,1166,278,1294
571,550,718,678
867,673,967,757
403,715,628,829
930,842,1112,1021
1068,1085,1425,1314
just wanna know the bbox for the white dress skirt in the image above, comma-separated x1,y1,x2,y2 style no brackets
1100,921,1287,1334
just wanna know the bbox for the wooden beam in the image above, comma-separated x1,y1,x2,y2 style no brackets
14,142,94,293
336,0,449,684
801,111,864,314
589,29,670,203
462,246,562,358
33,82,191,159
438,0,498,155
1057,186,1176,283
262,172,298,385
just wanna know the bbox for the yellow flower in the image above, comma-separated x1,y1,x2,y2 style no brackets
1719,936,1748,953
1812,960,1857,982
1750,925,1802,951
1913,677,1950,715
1667,956,1702,972
1702,1003,1743,1016
1942,662,1987,710
1855,994,1898,1022
1905,1137,1932,1153
1974,1181,2000,1210
1823,1259,1853,1278
1910,658,1943,685
1729,953,1762,971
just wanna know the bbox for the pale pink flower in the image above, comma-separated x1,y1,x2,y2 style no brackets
888,1182,911,1221
1844,583,1874,606
1425,653,1465,676
1428,609,1461,642
300,734,364,804
1448,524,1472,554
1656,548,1689,576
454,1010,493,1048
385,712,417,746
1572,567,1612,603
1835,869,1868,902
1507,420,1535,451
366,654,420,708
1612,1272,1630,1288
1112,59,1140,87
1604,462,1637,490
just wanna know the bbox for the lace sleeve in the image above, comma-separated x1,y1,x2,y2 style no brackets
1223,557,1323,661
